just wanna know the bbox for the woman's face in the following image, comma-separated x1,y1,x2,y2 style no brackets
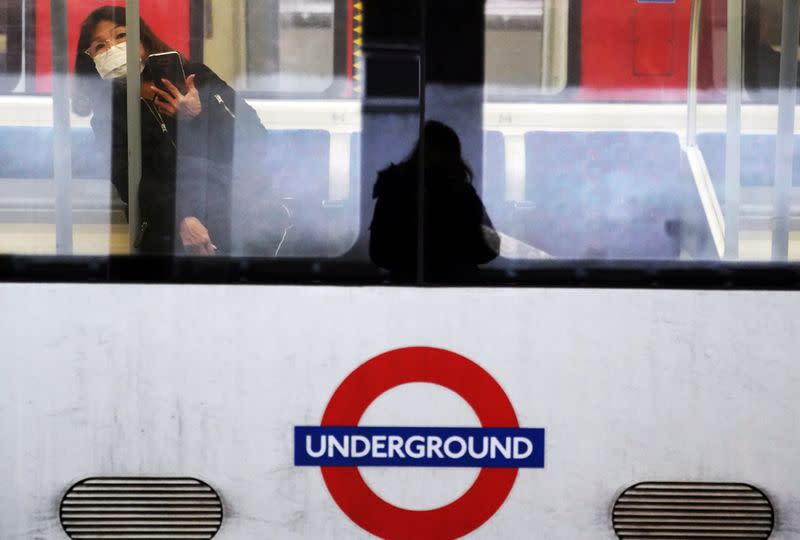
88,20,146,60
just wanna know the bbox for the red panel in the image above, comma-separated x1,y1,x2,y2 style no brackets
35,0,191,93
581,0,692,100
634,5,674,76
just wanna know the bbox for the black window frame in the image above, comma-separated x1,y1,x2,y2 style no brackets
1,256,800,289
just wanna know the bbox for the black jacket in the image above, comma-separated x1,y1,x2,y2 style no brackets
369,162,499,281
91,62,269,253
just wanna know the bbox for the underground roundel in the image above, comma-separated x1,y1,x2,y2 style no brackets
294,346,546,539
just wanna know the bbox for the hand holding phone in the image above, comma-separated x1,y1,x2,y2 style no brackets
145,51,186,93
145,52,202,120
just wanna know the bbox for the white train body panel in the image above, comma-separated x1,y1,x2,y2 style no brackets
1,285,798,538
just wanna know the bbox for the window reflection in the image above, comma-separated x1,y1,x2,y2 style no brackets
482,0,800,264
0,0,799,271
0,0,359,258
744,0,798,98
244,0,334,93
370,121,499,281
691,0,800,260
0,0,22,92
484,0,568,97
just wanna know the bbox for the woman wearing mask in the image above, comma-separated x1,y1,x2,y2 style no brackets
73,6,269,255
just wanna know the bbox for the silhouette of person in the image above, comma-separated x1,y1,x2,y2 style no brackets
369,120,499,281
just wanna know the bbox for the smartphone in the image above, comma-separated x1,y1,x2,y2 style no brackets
145,51,187,94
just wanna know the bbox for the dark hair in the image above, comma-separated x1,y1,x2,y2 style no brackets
72,6,184,116
404,120,474,184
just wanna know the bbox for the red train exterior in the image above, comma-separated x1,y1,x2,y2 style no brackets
34,0,191,92
30,0,703,99
580,0,693,99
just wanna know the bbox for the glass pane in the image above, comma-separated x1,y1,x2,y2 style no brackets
745,0,788,98
693,0,800,261
0,0,362,261
485,0,568,97
207,0,359,256
240,0,335,93
0,0,22,92
482,1,696,265
749,0,800,261
473,0,800,280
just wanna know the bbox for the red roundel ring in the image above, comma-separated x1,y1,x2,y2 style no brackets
320,347,520,539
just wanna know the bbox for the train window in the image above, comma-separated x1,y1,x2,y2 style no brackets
473,0,800,282
703,0,800,100
3,1,800,287
0,0,363,265
484,0,569,97
210,0,336,94
203,0,359,257
743,0,800,98
0,0,22,93
689,0,800,262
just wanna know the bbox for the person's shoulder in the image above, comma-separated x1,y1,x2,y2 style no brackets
378,162,404,177
377,162,411,185
465,182,482,199
373,162,410,198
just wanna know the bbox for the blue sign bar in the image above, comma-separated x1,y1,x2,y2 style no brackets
295,426,545,468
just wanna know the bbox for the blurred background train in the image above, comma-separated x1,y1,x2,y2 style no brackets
0,0,797,259
0,0,788,99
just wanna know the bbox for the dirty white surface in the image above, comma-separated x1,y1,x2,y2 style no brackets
1,285,798,539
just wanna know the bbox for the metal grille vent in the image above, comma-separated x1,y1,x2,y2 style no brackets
60,477,223,540
613,482,774,539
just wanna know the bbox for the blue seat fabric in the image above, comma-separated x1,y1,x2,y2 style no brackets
516,131,695,259
0,127,105,179
698,132,800,205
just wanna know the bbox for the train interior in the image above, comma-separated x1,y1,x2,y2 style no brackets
0,0,798,264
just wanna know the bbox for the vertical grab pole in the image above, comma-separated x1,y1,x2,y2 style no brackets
772,0,799,260
50,0,73,254
687,0,702,148
725,0,743,259
126,0,142,254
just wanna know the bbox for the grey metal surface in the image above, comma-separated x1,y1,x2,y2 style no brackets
771,0,800,260
126,0,142,253
613,482,774,539
725,0,743,259
59,477,223,539
49,0,73,254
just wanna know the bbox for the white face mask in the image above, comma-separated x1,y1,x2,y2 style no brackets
93,42,130,80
